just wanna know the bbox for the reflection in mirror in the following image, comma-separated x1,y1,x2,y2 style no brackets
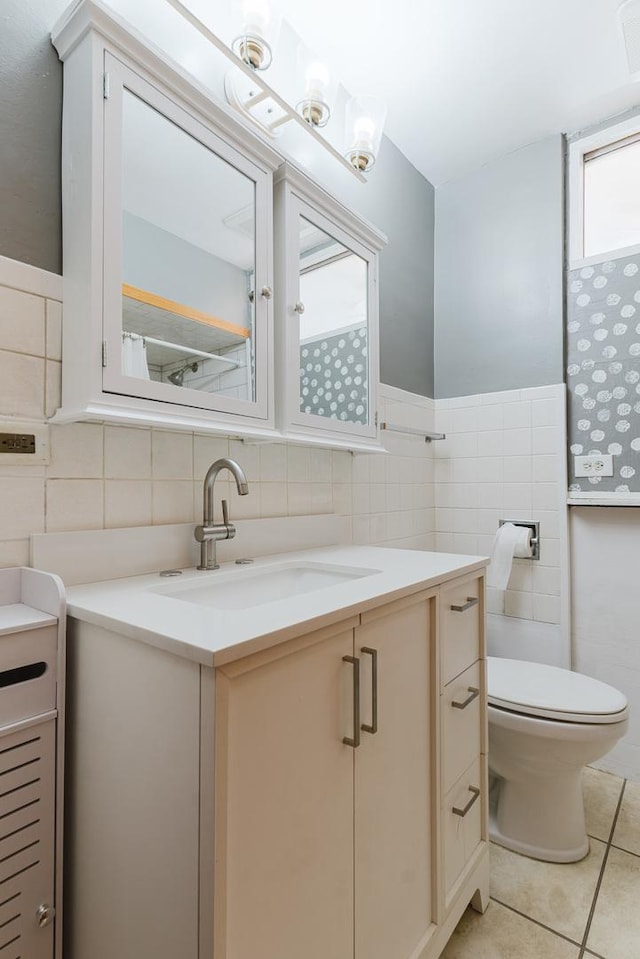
121,90,256,401
298,217,368,425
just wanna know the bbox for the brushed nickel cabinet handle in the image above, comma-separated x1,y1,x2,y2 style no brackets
360,646,378,735
451,686,480,710
450,596,479,613
452,785,481,818
343,656,360,748
260,285,272,299
294,301,305,314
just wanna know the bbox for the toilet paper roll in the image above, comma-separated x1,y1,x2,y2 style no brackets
486,523,533,590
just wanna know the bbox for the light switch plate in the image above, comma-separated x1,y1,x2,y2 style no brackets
574,453,614,477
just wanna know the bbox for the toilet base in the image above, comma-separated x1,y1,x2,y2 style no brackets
489,811,590,863
488,773,590,863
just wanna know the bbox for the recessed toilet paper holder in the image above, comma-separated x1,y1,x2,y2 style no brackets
498,520,540,560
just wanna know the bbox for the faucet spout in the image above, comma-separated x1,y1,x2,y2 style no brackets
196,458,249,570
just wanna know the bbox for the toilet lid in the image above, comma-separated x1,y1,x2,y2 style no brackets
488,657,628,724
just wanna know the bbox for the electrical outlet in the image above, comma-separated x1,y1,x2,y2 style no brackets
574,453,614,477
0,420,49,465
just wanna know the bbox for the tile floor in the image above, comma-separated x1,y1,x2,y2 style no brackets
441,767,640,958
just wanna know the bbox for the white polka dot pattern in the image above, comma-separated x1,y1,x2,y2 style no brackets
299,327,368,425
568,254,640,491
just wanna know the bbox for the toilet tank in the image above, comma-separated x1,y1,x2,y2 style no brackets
486,613,569,669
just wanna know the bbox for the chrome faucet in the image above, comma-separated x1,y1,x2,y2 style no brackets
195,458,249,570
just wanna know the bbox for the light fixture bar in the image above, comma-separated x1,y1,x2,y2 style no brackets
268,114,293,132
163,0,366,181
243,89,270,110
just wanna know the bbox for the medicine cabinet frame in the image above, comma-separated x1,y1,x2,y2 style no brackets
275,164,387,446
52,0,280,437
52,1,387,451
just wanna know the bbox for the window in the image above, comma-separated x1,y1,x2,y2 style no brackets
584,134,640,258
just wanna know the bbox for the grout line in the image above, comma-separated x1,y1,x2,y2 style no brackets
609,841,640,859
578,779,627,959
489,896,583,949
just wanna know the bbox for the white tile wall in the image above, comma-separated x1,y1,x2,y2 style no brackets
0,259,436,568
433,385,568,628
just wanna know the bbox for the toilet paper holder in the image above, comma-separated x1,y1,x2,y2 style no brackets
498,520,540,560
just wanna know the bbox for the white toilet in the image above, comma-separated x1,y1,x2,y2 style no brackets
488,656,628,863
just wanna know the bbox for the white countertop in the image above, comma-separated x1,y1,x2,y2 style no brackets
66,546,488,667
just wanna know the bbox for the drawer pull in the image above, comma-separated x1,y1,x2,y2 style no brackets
452,785,481,818
451,686,480,710
342,656,360,749
450,596,479,613
360,646,378,735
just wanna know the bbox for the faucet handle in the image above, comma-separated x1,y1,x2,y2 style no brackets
222,499,230,526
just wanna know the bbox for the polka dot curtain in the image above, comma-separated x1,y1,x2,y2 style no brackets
299,326,368,424
567,254,640,492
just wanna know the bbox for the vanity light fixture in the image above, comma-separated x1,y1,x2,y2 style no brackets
344,96,387,173
164,0,383,180
231,0,282,71
295,44,333,128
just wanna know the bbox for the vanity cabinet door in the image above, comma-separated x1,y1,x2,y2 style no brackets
354,592,436,959
214,622,357,959
101,55,273,423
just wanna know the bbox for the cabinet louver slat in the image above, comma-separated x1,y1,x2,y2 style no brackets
0,723,55,959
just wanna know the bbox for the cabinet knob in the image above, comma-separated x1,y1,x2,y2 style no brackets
36,903,55,928
260,286,272,300
294,301,305,314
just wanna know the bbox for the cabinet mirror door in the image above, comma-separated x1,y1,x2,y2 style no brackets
291,203,378,438
103,57,271,419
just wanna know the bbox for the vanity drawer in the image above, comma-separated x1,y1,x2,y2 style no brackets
443,756,483,898
0,626,57,727
440,576,482,686
442,660,483,794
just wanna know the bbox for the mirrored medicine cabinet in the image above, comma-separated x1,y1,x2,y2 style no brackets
52,1,386,450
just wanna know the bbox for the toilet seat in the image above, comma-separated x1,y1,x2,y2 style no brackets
488,657,628,724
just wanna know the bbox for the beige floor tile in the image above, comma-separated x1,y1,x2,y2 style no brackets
587,846,640,959
489,839,606,943
440,902,580,959
611,779,640,856
583,766,624,842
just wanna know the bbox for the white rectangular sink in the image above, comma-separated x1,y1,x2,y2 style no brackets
150,562,381,610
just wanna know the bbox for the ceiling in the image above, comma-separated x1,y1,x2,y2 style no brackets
252,0,640,186
102,0,640,187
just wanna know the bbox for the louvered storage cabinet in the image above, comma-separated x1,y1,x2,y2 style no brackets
0,569,66,959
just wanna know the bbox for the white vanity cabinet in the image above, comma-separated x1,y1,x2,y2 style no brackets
52,2,280,435
215,592,434,959
64,559,488,959
274,164,386,448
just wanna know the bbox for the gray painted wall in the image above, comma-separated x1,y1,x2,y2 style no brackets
0,0,68,274
434,135,565,398
123,214,249,328
0,0,436,397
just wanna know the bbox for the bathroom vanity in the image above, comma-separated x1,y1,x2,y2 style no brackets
63,546,489,959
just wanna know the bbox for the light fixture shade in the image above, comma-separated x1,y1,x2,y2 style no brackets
295,43,335,128
231,0,282,71
344,96,387,173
